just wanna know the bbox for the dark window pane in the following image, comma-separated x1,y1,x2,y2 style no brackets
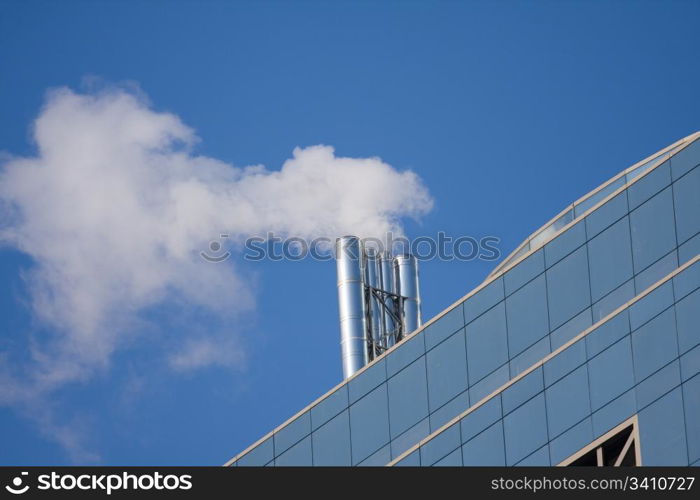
429,390,469,432
312,410,351,466
386,333,425,378
629,187,677,272
349,358,386,404
506,274,549,357
424,304,465,350
275,436,312,466
544,339,586,387
545,366,591,438
639,388,688,465
545,222,586,268
588,337,635,411
504,249,544,296
464,277,504,322
274,412,310,456
631,308,678,382
426,329,468,411
503,393,548,465
466,302,508,383
502,367,543,415
549,418,593,465
591,390,636,438
420,423,461,465
673,165,700,244
311,384,348,430
460,395,502,442
585,310,630,359
388,357,429,438
462,422,505,465
635,360,681,410
349,384,390,464
587,218,633,302
676,289,700,355
546,247,591,329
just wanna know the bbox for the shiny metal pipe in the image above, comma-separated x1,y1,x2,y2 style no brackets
336,236,368,379
395,254,422,336
379,251,397,347
364,247,383,357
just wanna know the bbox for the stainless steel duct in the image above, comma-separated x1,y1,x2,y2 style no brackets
364,247,383,358
379,251,397,348
336,236,369,378
395,254,422,336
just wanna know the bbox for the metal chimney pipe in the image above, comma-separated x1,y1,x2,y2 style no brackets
364,247,383,358
379,251,397,348
395,254,422,336
336,236,368,379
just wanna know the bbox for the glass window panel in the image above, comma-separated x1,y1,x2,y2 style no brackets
464,277,504,323
274,412,310,455
670,137,700,180
386,333,425,378
682,375,700,464
516,445,550,466
504,249,544,296
550,308,592,350
631,308,678,382
673,259,700,300
506,274,549,357
462,421,506,466
430,390,469,432
576,177,626,218
510,336,550,377
546,246,592,329
426,329,468,411
628,160,671,210
585,310,630,359
349,358,386,404
394,450,420,466
466,302,508,383
237,436,273,466
544,339,586,387
503,393,548,465
635,360,681,410
549,418,593,465
469,363,509,403
275,436,312,466
420,423,461,465
680,344,700,382
349,384,390,464
588,337,635,411
545,221,587,268
502,367,543,415
311,410,351,466
585,191,628,239
460,395,502,442
390,417,429,459
357,444,390,466
388,358,429,438
629,281,674,331
591,390,636,438
639,387,688,465
592,280,634,322
627,153,667,183
678,232,700,266
434,447,463,466
634,251,678,293
545,365,591,438
630,187,677,272
424,305,465,350
310,384,348,431
673,165,700,244
588,218,634,302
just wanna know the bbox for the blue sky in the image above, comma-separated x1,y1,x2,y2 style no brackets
1,0,699,465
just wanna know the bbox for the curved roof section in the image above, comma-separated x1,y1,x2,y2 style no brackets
488,131,700,279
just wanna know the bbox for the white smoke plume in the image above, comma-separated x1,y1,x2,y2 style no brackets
0,86,433,402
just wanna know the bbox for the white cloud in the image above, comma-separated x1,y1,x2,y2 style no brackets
0,86,432,402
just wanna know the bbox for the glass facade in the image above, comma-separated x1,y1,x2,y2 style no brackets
229,134,700,466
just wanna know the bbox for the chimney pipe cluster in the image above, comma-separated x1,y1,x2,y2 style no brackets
335,235,422,379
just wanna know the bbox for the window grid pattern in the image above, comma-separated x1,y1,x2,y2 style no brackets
393,259,700,466
231,143,700,467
